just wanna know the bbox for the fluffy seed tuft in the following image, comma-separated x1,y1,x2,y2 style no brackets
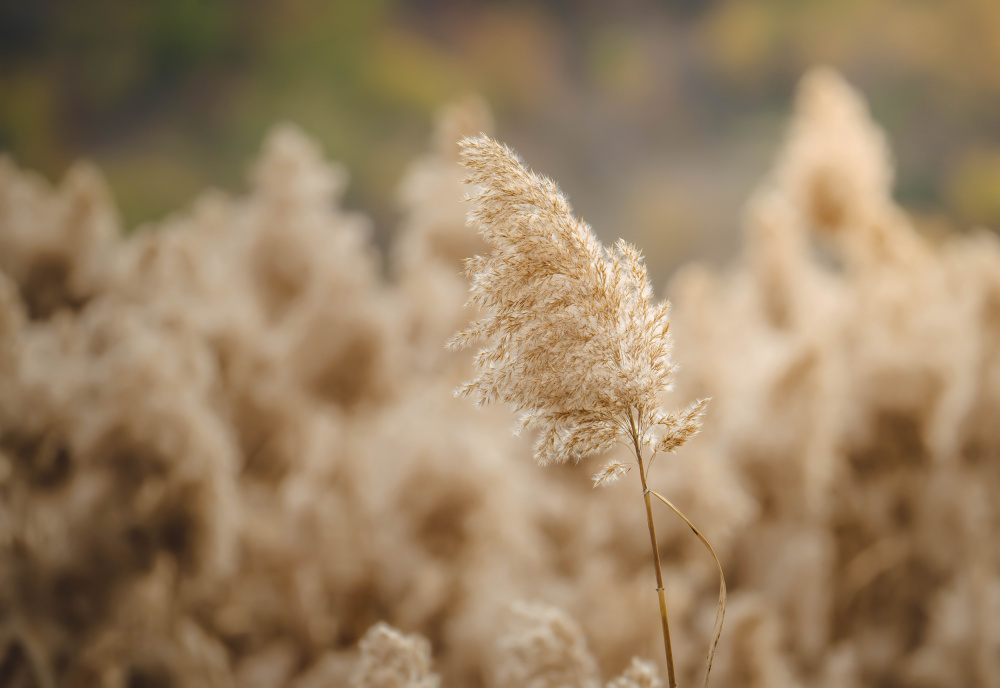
351,623,440,688
606,657,664,688
592,459,631,487
450,135,706,465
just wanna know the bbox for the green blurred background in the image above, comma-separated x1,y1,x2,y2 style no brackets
2,0,1000,282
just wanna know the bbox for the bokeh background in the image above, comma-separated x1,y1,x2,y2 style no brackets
4,3,1000,688
4,0,1000,282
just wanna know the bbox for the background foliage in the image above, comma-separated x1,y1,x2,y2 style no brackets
4,0,1000,282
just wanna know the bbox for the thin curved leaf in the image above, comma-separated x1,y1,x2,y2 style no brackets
648,488,726,688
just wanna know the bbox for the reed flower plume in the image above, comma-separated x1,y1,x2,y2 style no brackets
450,135,723,688
352,622,440,688
448,135,707,469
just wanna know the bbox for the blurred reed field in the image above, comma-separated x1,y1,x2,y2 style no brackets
3,66,1000,688
3,3,1000,688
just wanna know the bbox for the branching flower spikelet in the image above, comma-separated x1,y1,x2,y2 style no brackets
593,459,631,488
449,135,708,467
653,398,710,454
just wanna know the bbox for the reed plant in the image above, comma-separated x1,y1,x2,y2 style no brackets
449,135,725,688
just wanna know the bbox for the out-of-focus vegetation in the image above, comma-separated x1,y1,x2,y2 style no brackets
3,65,1000,688
3,0,1000,281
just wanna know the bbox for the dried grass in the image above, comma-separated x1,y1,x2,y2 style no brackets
0,69,998,688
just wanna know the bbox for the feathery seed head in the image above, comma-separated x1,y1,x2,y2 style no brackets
352,622,440,688
449,135,705,465
495,602,600,688
593,459,631,487
606,657,664,688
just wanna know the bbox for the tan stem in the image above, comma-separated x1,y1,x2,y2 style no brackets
648,488,727,688
631,413,678,688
